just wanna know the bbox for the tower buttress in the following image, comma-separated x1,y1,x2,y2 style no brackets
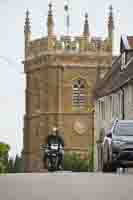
108,5,114,42
24,9,31,57
83,13,89,38
47,3,54,36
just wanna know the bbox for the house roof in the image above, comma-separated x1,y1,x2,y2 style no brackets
93,49,133,99
120,35,133,52
127,36,133,48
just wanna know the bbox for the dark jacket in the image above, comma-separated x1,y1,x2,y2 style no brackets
45,134,64,147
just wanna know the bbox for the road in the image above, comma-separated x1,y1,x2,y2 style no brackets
0,172,133,200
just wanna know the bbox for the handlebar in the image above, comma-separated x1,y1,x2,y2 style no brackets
40,144,48,150
40,144,63,150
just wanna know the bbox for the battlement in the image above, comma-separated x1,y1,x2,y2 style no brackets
26,35,112,58
24,4,114,59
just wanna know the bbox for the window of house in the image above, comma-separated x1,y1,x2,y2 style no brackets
131,84,133,104
101,101,105,120
121,52,126,71
112,95,115,117
72,79,87,110
109,96,112,119
98,100,101,118
118,93,121,115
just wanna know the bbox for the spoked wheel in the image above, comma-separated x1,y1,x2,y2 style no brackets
47,157,58,172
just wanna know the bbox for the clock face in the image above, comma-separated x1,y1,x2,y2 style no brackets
73,119,88,135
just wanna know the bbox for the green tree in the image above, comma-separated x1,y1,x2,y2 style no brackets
13,155,23,173
88,144,94,172
0,142,10,173
8,158,15,173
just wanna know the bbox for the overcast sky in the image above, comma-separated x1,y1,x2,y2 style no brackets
0,0,133,157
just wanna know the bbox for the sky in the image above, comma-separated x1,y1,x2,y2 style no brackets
0,0,133,157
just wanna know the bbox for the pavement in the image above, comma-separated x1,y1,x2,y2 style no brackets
0,172,133,200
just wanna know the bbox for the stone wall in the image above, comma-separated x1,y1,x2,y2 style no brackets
23,35,112,172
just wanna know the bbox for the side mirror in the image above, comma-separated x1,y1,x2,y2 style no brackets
106,132,112,138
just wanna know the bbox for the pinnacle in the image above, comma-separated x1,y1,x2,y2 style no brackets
24,9,31,33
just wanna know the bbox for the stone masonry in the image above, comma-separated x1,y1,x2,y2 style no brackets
23,4,114,172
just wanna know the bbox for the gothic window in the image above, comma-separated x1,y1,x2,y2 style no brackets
72,79,87,110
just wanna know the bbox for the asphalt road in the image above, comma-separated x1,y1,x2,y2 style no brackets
0,172,133,200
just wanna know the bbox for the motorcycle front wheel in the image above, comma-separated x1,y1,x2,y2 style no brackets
47,157,58,172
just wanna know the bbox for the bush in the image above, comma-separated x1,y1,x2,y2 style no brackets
63,152,93,172
0,142,10,174
8,155,23,173
0,162,6,174
88,144,94,172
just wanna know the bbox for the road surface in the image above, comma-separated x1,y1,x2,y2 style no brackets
0,172,133,200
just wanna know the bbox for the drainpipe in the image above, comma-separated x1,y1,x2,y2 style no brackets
120,87,125,120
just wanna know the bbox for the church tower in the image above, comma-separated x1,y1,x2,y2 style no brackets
23,3,113,172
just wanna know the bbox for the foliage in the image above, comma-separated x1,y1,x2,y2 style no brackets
8,155,23,173
0,162,6,173
0,142,23,174
88,144,94,172
63,152,93,172
0,142,10,173
13,155,23,173
8,158,14,173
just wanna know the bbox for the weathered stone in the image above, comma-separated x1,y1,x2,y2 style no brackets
23,7,112,172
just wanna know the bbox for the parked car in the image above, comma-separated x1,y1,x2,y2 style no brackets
101,119,133,172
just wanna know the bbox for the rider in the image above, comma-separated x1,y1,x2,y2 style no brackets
43,126,64,169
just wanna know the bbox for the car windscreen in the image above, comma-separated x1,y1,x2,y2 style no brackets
115,122,133,136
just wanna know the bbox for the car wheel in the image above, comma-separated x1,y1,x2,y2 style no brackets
102,161,108,172
102,146,113,173
107,163,117,173
111,166,117,173
105,146,117,173
101,152,109,172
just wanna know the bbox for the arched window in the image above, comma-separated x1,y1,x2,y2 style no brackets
72,79,87,110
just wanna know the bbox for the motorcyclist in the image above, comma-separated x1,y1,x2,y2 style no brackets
43,127,64,169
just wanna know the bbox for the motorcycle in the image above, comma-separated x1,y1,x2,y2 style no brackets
41,144,63,172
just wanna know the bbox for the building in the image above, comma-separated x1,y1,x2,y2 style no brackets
23,3,114,172
93,35,133,170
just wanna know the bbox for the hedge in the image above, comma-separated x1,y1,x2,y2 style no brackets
63,152,94,172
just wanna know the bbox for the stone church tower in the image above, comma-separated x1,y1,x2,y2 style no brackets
23,3,114,172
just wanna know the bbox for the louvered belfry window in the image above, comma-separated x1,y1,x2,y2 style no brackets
72,79,86,110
